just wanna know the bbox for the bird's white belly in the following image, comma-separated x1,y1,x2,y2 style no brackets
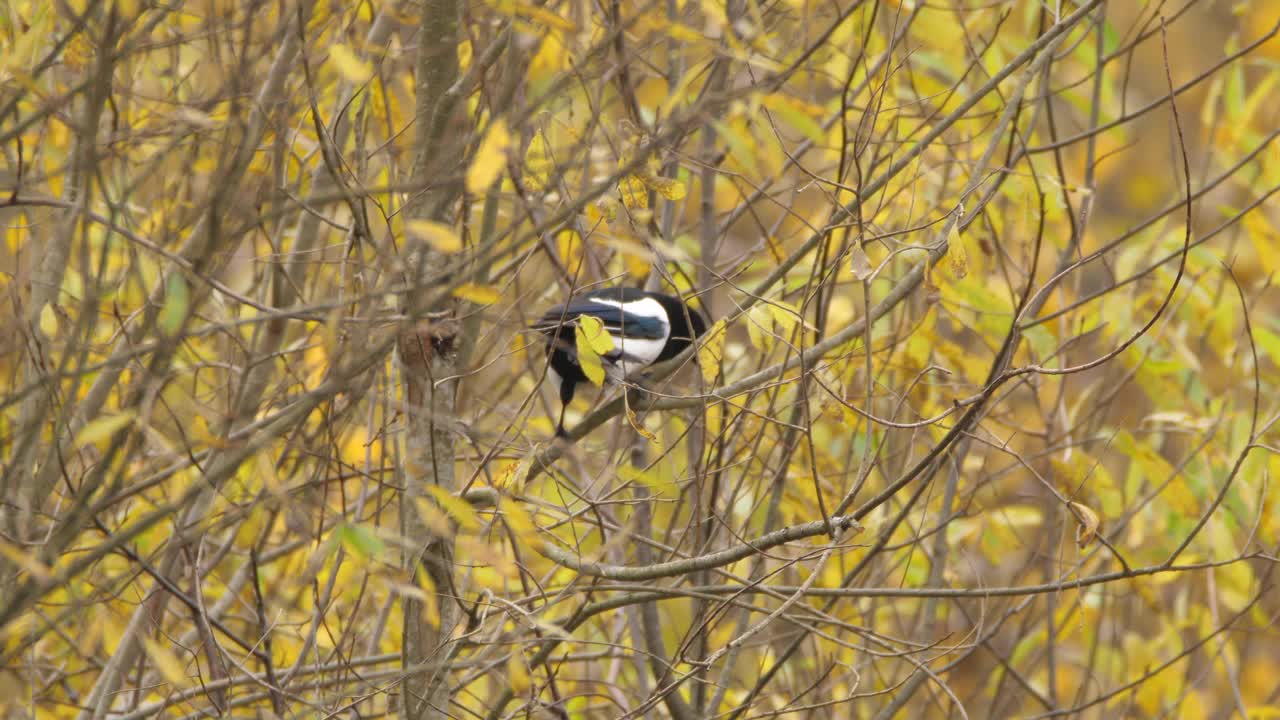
610,335,667,367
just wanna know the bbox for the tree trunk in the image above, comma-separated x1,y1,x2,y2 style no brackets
399,0,466,717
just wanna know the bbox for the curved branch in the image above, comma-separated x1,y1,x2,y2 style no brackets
535,515,861,581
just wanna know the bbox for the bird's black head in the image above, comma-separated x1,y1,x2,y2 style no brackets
683,298,708,339
651,292,708,360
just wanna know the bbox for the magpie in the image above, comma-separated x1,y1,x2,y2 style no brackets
533,287,708,436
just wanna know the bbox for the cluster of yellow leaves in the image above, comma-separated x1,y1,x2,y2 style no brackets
744,301,805,351
618,159,688,211
327,43,374,84
8,1,1280,718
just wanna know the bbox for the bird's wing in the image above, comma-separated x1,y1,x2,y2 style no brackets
533,299,668,340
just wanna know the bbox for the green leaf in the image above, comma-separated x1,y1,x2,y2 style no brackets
74,411,137,449
1254,326,1280,365
1101,18,1120,54
712,120,758,176
762,94,825,144
336,523,385,559
1226,61,1245,122
158,273,188,336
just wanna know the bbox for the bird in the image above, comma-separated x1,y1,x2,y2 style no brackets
532,287,708,436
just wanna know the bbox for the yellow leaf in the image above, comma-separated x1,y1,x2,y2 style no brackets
557,229,583,275
986,506,1044,553
0,540,52,582
466,119,511,194
74,411,137,449
586,199,617,224
705,402,723,437
638,16,704,42
191,414,228,449
657,55,712,114
1245,211,1279,276
767,302,804,334
524,130,553,191
1068,501,1100,548
528,25,570,81
619,175,648,209
1113,430,1176,482
142,637,188,687
745,304,769,350
1164,478,1201,517
412,497,454,538
453,283,501,305
61,32,92,69
1214,551,1255,612
424,485,482,532
508,651,531,693
621,248,650,280
414,569,441,629
946,223,968,279
488,0,576,32
495,454,533,492
697,319,726,384
328,43,373,83
405,220,463,254
626,408,660,445
38,303,58,336
579,314,615,355
499,498,541,548
640,172,686,200
760,93,826,144
2,5,51,78
574,315,609,386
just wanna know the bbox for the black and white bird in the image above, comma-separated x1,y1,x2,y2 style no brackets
533,287,708,436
